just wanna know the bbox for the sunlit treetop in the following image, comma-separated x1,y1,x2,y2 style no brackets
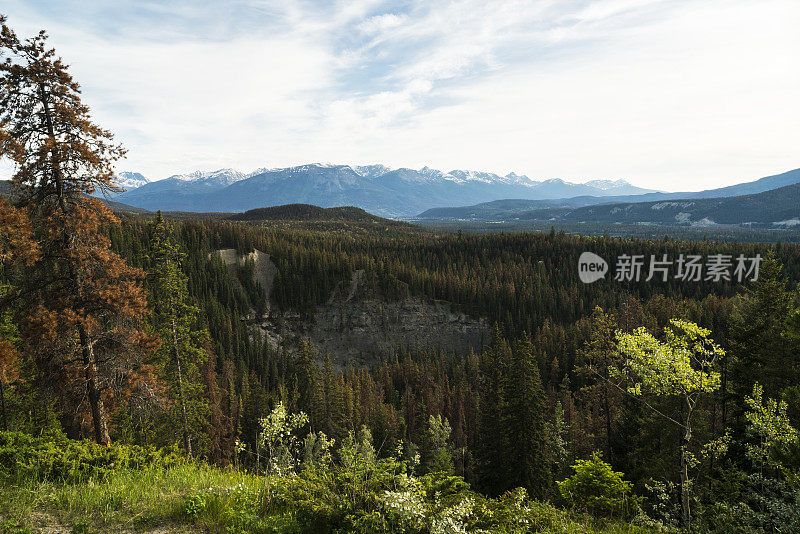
613,319,723,398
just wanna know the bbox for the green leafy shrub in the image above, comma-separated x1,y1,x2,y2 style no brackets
184,493,206,519
0,431,184,484
557,452,636,518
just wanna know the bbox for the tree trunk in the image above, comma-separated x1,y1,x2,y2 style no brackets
173,318,192,456
79,324,110,446
38,83,67,211
0,379,7,431
721,353,728,426
603,382,613,461
680,426,691,528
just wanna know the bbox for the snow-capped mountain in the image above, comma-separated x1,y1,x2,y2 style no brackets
115,163,657,218
115,171,149,191
352,164,393,178
166,168,248,187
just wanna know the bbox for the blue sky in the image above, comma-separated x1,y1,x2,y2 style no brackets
1,0,798,190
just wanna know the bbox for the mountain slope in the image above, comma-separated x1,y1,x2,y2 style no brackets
227,204,395,223
416,198,594,220
114,164,656,217
549,167,800,207
559,182,800,226
417,167,800,222
426,182,800,227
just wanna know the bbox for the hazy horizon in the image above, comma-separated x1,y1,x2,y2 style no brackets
1,0,798,191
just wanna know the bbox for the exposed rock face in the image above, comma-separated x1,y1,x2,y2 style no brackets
307,297,488,366
211,249,489,365
214,248,276,314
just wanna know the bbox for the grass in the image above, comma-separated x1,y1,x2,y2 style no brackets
0,464,284,533
0,465,659,533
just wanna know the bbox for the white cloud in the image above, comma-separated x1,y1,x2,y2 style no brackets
358,13,407,35
0,0,798,191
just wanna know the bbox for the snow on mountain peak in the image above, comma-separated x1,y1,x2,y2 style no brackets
352,164,393,177
170,168,246,185
584,179,631,190
117,165,643,199
114,172,149,191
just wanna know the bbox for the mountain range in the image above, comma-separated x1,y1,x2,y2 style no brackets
416,168,800,228
110,164,657,218
7,163,796,228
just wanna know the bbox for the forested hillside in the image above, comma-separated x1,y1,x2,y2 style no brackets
6,209,800,531
417,181,800,228
2,13,800,534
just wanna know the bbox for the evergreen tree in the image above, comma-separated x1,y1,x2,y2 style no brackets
575,306,623,461
504,336,552,498
421,414,454,475
1,16,149,445
295,339,318,414
0,198,38,431
730,253,797,403
147,212,209,456
475,325,510,495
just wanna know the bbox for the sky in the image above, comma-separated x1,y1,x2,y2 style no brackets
1,0,798,191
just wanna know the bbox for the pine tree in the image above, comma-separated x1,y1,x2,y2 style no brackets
0,197,39,431
147,211,209,456
1,15,149,445
730,253,796,403
504,336,552,498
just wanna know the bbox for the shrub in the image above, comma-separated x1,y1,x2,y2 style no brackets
0,431,184,484
557,452,636,518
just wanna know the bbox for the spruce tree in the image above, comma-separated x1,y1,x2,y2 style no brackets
147,211,208,456
421,414,455,475
504,336,552,498
730,253,796,403
475,325,511,495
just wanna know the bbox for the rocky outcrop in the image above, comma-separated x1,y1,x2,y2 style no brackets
213,248,276,314
212,249,489,365
307,297,488,366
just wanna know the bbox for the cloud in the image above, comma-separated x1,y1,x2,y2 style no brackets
358,13,407,35
0,0,798,190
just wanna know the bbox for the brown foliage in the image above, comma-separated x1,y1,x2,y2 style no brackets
1,14,153,443
0,196,39,266
0,15,125,206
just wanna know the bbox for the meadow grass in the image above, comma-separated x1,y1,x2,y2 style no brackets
0,465,658,533
0,464,285,533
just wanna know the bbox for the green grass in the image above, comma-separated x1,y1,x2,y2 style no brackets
0,464,289,533
1,464,659,533
0,431,659,533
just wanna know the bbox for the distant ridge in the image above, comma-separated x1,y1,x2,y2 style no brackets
416,167,800,221
419,181,800,228
226,204,397,223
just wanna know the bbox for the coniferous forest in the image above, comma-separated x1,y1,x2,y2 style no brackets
1,14,800,534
